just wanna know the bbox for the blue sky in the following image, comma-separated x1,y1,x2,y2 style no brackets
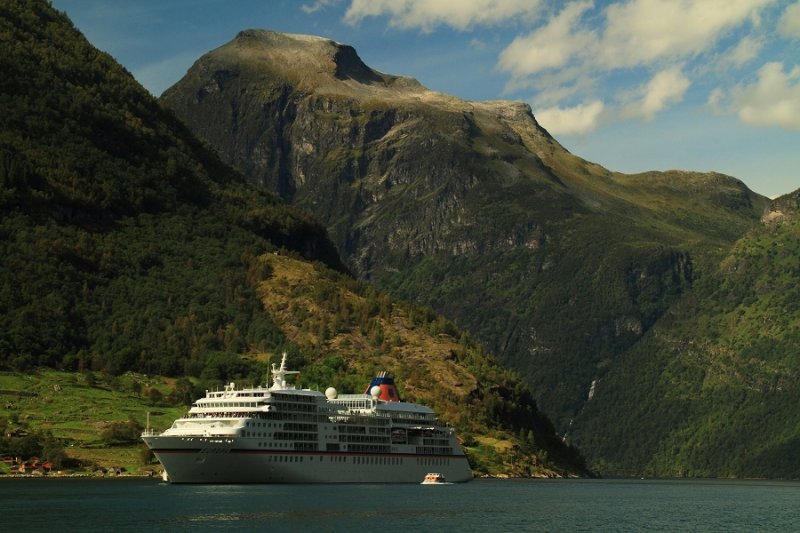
52,0,799,198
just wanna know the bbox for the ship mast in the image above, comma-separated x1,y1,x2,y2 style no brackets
270,352,299,390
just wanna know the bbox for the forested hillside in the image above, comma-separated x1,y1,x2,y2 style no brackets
0,0,588,478
0,0,343,376
573,190,800,477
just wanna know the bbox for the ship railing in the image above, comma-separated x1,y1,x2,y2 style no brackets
141,428,159,437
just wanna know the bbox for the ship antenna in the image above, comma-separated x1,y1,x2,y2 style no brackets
270,352,299,390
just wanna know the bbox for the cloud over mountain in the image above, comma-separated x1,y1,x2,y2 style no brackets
536,100,605,135
498,0,775,131
344,0,543,31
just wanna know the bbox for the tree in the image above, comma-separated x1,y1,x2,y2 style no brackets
100,418,143,446
168,377,195,406
138,443,155,466
42,434,67,469
146,387,163,406
7,433,43,459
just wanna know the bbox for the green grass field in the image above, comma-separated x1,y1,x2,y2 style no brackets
0,370,186,474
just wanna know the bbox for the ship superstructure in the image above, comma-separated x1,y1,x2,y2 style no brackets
141,354,472,483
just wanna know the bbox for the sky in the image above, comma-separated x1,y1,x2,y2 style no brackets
51,0,800,199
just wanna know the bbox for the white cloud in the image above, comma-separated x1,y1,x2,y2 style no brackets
494,0,774,126
497,1,595,76
469,38,487,51
620,66,691,121
722,35,764,68
598,0,775,69
731,62,800,129
343,0,543,32
501,65,596,105
523,67,599,107
778,1,800,38
535,100,605,135
707,87,726,113
302,0,339,15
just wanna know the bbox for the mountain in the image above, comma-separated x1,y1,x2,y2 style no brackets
160,30,784,475
0,0,588,478
572,190,800,477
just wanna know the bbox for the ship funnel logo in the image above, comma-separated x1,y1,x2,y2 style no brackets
365,371,401,402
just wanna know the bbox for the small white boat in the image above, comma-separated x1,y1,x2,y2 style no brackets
421,472,448,484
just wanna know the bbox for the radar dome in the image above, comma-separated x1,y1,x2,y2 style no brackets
370,385,381,398
325,387,337,399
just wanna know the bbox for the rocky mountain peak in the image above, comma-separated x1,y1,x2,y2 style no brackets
203,29,425,97
173,29,561,136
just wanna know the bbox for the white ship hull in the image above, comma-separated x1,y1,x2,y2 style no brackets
144,435,472,484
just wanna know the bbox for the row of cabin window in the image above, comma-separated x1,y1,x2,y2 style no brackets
415,447,453,455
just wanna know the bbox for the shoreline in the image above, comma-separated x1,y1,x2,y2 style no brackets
0,471,161,480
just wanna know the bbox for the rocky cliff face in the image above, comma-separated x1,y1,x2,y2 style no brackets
164,30,571,278
161,30,773,472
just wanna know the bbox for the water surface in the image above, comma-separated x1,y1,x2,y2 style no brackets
2,477,798,531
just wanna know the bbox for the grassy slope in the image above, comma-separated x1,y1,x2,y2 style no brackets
0,370,183,474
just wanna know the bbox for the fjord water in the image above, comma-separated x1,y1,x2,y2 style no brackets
2,478,798,531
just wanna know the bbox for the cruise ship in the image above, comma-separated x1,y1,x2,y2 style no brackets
141,354,473,483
